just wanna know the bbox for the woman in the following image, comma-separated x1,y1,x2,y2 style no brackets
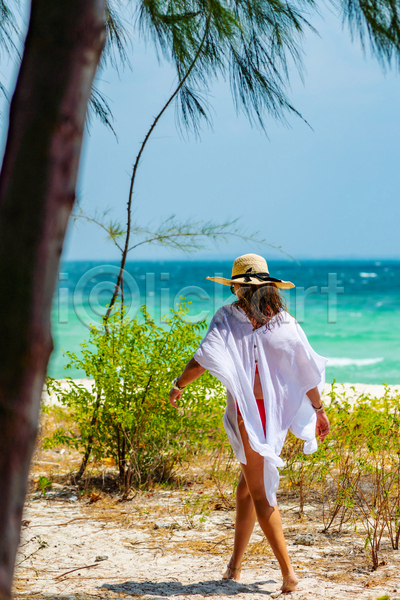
169,254,330,594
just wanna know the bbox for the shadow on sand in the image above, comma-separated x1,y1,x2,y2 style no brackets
102,579,279,597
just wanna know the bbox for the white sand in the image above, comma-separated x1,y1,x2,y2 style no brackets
323,382,400,401
14,493,400,600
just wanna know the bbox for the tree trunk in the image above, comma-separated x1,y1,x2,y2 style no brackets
0,2,105,598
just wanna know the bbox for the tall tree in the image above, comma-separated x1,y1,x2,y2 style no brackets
0,2,106,599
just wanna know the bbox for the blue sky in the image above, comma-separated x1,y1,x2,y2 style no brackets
2,2,400,261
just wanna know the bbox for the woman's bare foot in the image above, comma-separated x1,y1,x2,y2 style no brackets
222,563,242,581
280,572,299,593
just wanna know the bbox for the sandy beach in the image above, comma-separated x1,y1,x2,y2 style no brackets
14,494,400,600
15,471,400,600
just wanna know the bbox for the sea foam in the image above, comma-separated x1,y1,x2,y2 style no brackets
327,357,384,367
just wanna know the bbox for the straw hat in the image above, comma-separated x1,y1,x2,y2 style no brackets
207,253,295,289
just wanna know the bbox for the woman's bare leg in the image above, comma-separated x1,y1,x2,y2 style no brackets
237,416,298,593
224,472,257,579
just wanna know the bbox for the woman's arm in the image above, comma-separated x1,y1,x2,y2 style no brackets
169,357,206,408
306,386,324,409
306,386,330,442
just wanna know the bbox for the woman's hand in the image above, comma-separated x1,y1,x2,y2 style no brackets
169,387,182,409
168,358,206,409
316,410,330,442
306,387,330,442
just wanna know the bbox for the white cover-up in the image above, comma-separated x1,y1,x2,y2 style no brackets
193,304,327,506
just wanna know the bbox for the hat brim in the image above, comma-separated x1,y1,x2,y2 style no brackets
206,276,295,289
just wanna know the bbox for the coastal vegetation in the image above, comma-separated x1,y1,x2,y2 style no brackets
41,380,400,571
45,303,225,494
40,380,400,573
282,383,400,570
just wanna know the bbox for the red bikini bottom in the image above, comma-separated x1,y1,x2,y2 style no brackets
236,365,266,435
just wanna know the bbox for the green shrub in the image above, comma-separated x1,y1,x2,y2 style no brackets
280,435,323,514
44,303,226,493
281,382,400,569
38,475,52,497
322,384,400,568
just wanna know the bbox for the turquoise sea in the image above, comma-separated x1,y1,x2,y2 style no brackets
49,259,400,384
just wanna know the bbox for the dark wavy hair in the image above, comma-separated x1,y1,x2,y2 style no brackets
233,283,287,330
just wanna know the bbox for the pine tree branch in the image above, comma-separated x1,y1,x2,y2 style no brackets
73,209,125,252
127,227,292,257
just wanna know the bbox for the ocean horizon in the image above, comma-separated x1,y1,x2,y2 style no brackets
49,258,400,385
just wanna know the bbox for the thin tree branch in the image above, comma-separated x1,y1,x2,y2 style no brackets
127,229,293,259
104,10,212,321
73,211,124,252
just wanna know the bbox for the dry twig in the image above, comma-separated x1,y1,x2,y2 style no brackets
54,563,99,580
